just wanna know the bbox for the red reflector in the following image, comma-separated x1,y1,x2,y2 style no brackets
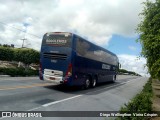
64,80,68,83
75,75,77,79
65,63,72,77
39,62,42,71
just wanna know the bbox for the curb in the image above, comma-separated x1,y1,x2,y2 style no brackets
0,75,11,77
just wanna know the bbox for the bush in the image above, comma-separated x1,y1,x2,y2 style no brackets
116,78,153,120
0,46,40,64
0,46,14,61
14,48,39,64
0,67,38,77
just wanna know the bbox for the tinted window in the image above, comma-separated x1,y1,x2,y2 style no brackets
76,38,118,65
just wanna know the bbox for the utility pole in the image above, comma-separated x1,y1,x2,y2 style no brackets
21,38,27,48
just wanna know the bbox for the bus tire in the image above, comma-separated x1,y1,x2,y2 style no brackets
112,75,116,83
84,77,91,89
91,76,97,88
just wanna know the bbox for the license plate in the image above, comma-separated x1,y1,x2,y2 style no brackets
50,77,55,80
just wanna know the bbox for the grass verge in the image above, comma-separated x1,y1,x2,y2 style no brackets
152,79,160,120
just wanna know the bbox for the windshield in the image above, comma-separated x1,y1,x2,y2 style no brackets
42,33,72,47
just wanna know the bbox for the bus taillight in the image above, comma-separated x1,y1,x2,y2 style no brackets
39,62,43,80
65,63,72,77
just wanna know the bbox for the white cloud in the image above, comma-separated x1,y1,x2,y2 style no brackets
0,0,146,49
128,46,137,51
118,54,150,77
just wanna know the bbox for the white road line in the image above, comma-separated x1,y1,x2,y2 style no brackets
42,95,82,107
27,106,43,111
27,95,82,111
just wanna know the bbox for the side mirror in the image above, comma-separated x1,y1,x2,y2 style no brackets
118,63,121,69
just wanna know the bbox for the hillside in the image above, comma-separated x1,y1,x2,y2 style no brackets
118,69,141,76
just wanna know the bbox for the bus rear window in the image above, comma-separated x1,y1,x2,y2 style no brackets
42,33,72,47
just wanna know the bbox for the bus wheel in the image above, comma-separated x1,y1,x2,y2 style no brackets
84,78,91,89
112,75,116,83
91,77,97,88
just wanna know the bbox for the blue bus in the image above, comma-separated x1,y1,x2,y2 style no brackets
39,32,119,89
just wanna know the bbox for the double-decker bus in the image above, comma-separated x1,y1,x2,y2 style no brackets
39,32,119,89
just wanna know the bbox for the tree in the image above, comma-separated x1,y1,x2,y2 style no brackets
0,46,14,61
137,0,160,79
14,48,39,65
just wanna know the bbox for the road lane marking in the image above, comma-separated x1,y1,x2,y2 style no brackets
27,106,43,111
27,95,82,111
0,83,52,90
42,95,82,107
0,77,39,81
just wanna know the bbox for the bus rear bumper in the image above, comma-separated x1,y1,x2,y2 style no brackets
43,74,63,84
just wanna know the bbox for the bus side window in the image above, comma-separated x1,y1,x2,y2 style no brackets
76,38,90,56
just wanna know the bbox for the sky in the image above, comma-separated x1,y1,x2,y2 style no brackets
0,0,150,76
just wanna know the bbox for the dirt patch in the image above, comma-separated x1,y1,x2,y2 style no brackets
152,79,160,120
0,60,18,68
0,60,39,70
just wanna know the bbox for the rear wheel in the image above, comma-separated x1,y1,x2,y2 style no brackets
84,78,91,89
91,77,97,88
112,75,116,83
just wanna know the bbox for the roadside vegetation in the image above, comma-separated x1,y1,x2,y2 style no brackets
117,0,160,119
0,46,39,76
0,46,39,65
137,0,160,80
0,67,38,77
137,0,160,119
118,69,141,76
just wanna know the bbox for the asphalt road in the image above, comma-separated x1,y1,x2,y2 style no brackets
0,75,148,120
